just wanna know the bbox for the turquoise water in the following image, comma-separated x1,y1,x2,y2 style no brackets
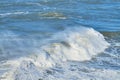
0,0,120,80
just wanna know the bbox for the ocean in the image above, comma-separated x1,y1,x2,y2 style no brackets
0,0,120,80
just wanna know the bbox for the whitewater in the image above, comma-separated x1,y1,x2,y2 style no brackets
0,0,120,80
0,27,112,80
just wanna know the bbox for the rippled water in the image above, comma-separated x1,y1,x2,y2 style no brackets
0,0,120,80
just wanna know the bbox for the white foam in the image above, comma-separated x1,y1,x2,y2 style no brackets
0,11,29,17
39,62,120,80
0,27,110,80
42,27,110,61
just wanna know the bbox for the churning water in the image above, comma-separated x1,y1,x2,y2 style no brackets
0,0,120,80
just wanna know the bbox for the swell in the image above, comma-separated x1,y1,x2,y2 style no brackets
0,27,110,80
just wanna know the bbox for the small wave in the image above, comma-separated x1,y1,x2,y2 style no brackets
40,12,67,19
0,11,29,17
0,27,110,80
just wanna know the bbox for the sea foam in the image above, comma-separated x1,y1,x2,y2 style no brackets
0,27,110,80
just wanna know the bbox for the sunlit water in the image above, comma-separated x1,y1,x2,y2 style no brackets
0,0,120,80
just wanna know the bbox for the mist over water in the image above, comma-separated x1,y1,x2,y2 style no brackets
0,0,120,80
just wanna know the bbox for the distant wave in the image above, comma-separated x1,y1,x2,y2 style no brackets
0,27,110,80
0,11,29,17
40,12,67,19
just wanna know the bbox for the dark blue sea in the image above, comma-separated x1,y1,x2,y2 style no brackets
0,0,120,80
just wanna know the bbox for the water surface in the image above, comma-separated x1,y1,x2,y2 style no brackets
0,0,120,80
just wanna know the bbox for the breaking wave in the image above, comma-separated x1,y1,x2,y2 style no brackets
0,27,110,80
